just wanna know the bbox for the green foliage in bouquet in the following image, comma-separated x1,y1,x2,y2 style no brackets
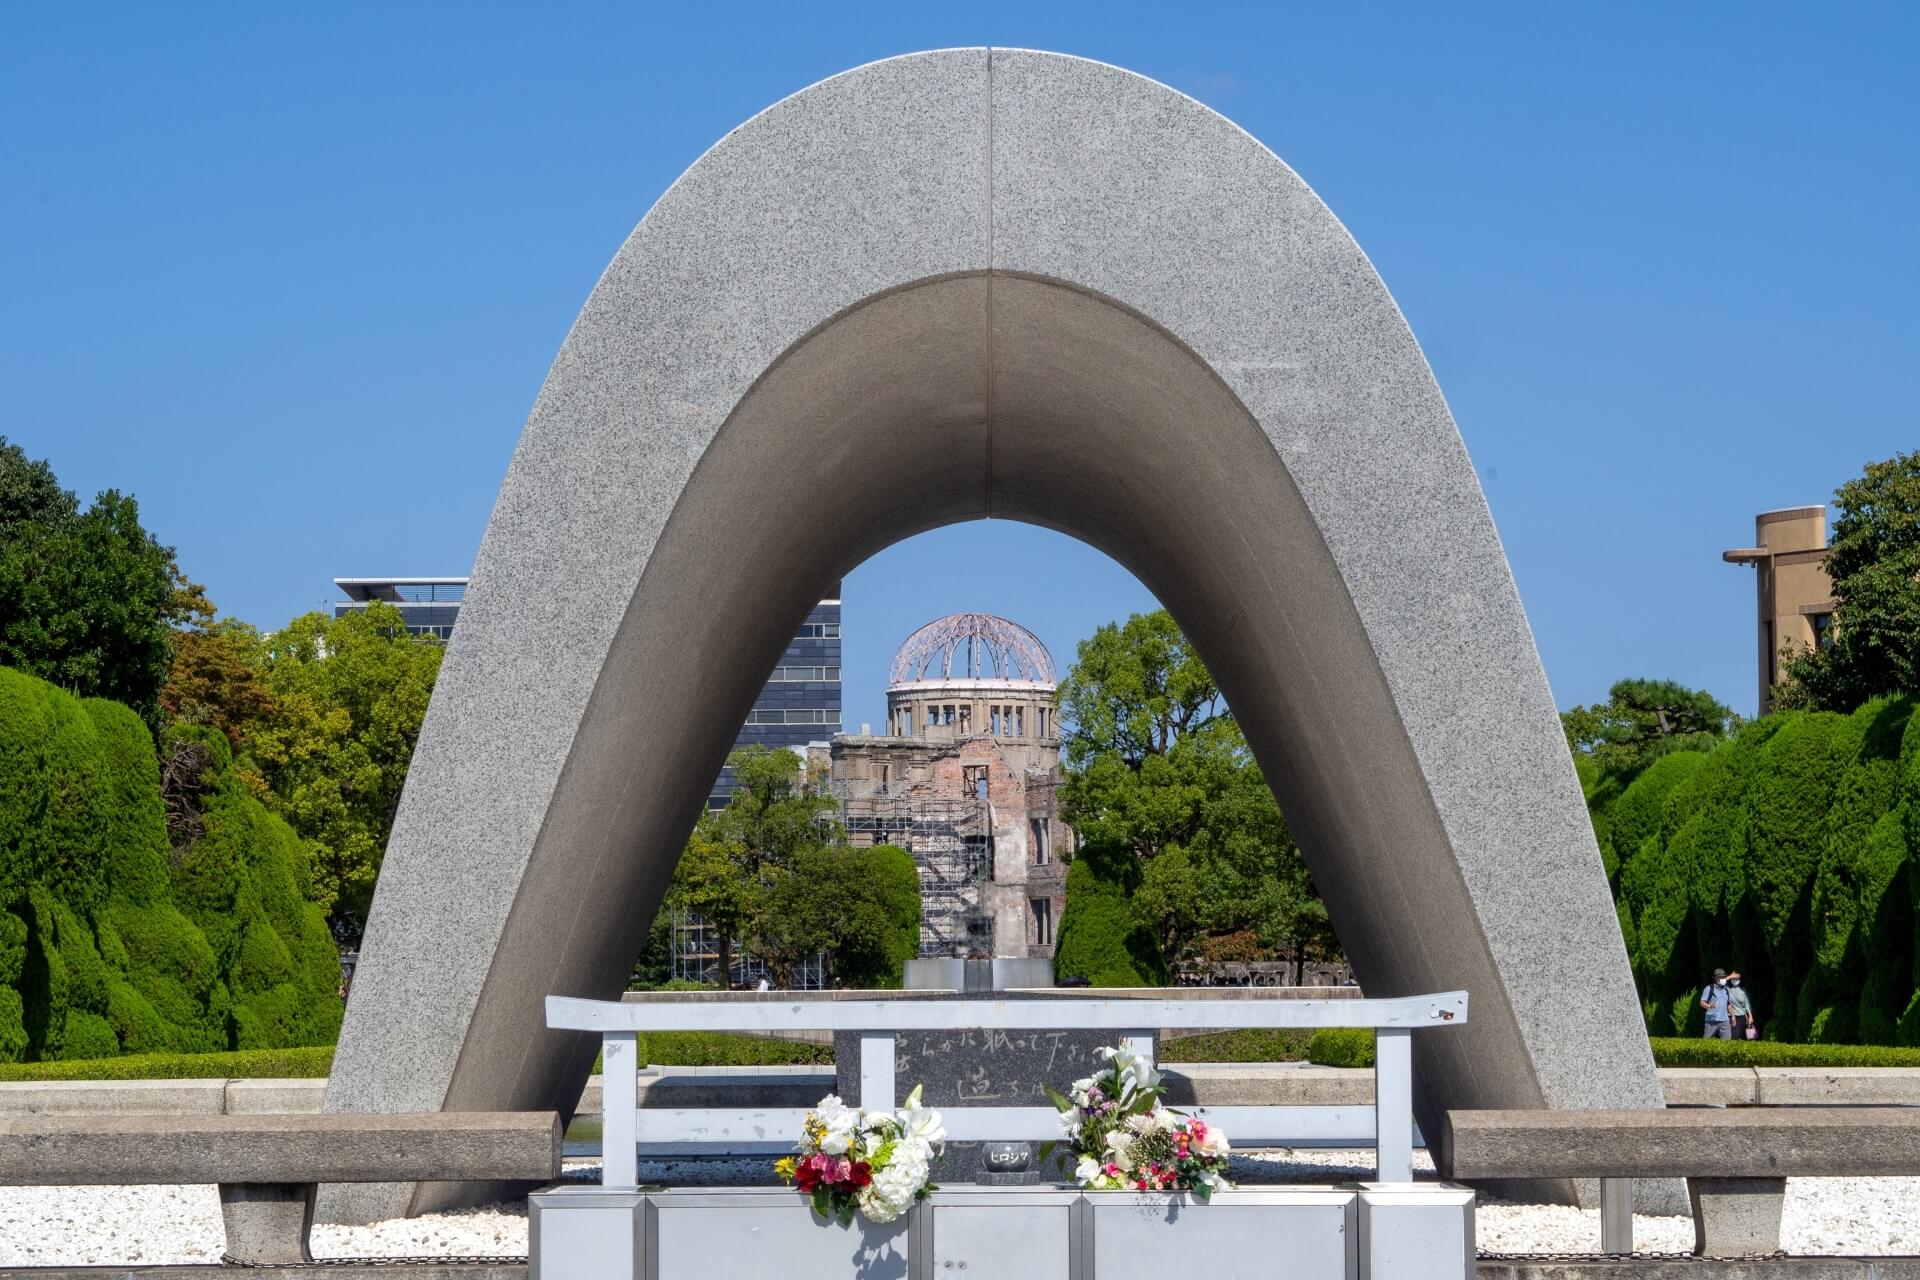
1042,1042,1231,1201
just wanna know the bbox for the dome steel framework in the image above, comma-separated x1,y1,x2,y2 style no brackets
889,612,1056,687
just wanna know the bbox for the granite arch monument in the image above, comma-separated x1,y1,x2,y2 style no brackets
326,49,1661,1217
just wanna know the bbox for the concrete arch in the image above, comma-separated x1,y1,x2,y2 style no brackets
326,49,1659,1217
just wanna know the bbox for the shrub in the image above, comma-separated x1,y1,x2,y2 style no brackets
1053,849,1167,987
1305,1027,1375,1068
0,1043,334,1082
636,1031,832,1067
0,669,338,1060
1589,699,1920,1047
164,726,341,1050
1646,1036,1920,1068
1160,1028,1313,1063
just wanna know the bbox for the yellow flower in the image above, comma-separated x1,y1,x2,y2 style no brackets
774,1157,797,1180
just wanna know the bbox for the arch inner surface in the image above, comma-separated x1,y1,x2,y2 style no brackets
324,49,1658,1219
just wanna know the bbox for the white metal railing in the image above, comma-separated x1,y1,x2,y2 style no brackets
545,989,1468,1189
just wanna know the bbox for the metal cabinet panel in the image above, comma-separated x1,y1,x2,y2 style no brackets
1083,1189,1355,1280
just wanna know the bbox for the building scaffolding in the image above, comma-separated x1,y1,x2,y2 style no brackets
669,907,826,990
837,787,994,958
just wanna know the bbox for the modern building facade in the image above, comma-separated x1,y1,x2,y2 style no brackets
824,613,1071,961
333,577,466,639
1723,507,1836,714
710,589,842,808
332,576,840,806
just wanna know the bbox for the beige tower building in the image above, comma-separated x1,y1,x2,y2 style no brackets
1723,506,1836,714
825,613,1072,960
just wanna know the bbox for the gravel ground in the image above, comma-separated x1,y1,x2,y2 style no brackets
3,1153,1916,1264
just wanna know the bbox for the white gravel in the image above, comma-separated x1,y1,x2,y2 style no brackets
3,1153,1914,1264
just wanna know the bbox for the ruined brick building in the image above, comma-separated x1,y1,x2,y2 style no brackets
821,613,1072,960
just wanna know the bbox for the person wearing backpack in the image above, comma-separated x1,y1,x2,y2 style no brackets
1699,968,1733,1039
1727,972,1756,1040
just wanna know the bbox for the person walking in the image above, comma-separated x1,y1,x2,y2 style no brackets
1699,968,1732,1039
1727,972,1756,1040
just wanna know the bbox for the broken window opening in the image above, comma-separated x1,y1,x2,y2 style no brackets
1030,896,1054,946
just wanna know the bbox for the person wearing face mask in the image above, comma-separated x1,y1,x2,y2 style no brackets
1699,968,1733,1039
1727,972,1756,1040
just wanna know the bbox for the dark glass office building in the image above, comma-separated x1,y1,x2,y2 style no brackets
708,588,842,808
332,578,842,808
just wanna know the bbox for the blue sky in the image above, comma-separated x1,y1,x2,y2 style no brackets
3,4,1914,730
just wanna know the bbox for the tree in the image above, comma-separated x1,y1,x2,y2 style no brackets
161,619,275,751
0,440,71,530
664,745,841,985
1057,611,1224,771
763,844,920,987
1561,678,1738,777
1780,450,1920,712
246,604,444,933
1056,609,1335,978
0,438,197,726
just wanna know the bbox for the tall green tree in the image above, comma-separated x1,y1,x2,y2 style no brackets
246,604,443,933
1056,609,1334,978
0,439,197,726
1561,678,1738,778
763,844,920,987
1058,611,1224,771
665,745,841,984
1780,450,1920,712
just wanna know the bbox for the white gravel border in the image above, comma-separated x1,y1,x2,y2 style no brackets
3,1152,1915,1264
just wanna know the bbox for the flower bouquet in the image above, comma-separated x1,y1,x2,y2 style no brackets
775,1086,946,1226
1043,1043,1231,1201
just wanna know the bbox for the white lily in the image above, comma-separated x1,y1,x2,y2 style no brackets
896,1083,947,1149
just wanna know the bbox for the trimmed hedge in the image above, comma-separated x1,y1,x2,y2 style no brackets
1300,1032,1920,1070
0,669,340,1061
1053,847,1168,987
0,1043,334,1081
1160,1028,1312,1063
1596,698,1920,1045
638,1031,832,1068
1304,1027,1374,1068
1646,1036,1920,1068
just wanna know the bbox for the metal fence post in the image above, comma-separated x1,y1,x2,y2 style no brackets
1373,1027,1412,1183
1600,1178,1633,1253
602,1030,639,1189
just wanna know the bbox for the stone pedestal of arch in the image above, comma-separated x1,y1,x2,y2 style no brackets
322,49,1664,1221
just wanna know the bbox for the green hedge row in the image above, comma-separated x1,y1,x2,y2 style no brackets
1159,1028,1313,1063
0,1043,335,1081
0,1034,830,1080
1646,1036,1920,1068
0,668,340,1061
638,1031,833,1068
1590,697,1920,1045
1298,1031,1920,1070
